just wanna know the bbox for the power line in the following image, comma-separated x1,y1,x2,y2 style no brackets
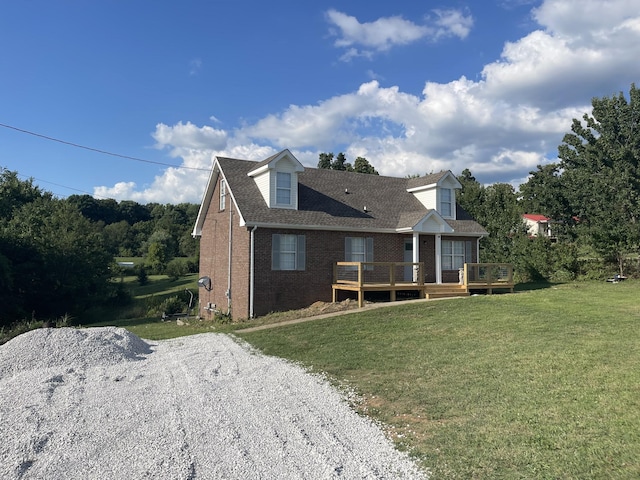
0,122,212,172
15,172,110,199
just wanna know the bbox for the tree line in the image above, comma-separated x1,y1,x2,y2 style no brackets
0,174,199,328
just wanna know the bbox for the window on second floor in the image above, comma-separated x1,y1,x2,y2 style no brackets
219,179,226,211
441,188,452,217
272,234,305,271
276,172,291,205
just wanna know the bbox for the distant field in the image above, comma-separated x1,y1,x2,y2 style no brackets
236,281,640,479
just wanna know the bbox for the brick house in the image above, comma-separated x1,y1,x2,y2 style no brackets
192,150,488,319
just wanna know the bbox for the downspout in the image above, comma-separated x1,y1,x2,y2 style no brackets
227,205,233,315
249,225,257,318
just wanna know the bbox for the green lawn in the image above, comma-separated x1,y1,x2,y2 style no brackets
236,282,640,479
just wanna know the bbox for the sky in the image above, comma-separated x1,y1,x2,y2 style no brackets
1,0,640,204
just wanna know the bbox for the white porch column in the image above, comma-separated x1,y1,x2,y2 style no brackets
435,234,442,284
412,232,420,282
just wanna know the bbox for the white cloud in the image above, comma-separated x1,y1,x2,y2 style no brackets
99,0,640,203
326,8,473,60
326,10,429,51
432,9,474,40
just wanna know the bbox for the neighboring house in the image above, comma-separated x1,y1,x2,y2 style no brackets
192,150,488,319
522,214,553,238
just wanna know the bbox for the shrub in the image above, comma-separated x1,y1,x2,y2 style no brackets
158,296,185,316
166,258,190,281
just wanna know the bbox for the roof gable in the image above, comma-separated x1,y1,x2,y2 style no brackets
412,210,455,233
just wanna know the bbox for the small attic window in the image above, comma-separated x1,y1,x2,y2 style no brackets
219,179,226,210
276,172,291,205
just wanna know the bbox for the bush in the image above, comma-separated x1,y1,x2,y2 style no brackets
158,296,185,316
166,258,190,281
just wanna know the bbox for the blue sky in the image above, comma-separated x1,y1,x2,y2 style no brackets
2,0,640,204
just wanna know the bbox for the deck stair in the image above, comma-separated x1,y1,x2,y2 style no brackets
424,284,469,299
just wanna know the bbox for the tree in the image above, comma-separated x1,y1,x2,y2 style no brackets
331,152,351,171
353,157,379,175
317,152,333,169
0,169,45,221
2,196,112,323
557,84,640,274
318,152,378,174
456,169,484,219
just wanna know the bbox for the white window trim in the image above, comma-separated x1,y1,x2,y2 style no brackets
441,188,452,218
442,240,472,270
272,234,306,271
219,179,226,211
276,172,292,206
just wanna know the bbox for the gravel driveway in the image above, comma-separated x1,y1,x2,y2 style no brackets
0,327,426,479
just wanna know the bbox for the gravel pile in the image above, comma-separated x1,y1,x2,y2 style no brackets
0,327,427,479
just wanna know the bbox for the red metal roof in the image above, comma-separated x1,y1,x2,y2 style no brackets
522,214,550,222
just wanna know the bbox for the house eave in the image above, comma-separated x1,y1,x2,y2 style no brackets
243,222,399,234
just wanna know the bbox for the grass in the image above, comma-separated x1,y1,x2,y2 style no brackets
235,281,640,479
12,277,640,477
82,274,224,340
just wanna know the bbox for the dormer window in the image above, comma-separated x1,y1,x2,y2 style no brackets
276,172,292,205
247,149,304,209
441,188,452,217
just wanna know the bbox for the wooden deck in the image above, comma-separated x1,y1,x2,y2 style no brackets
464,263,515,294
332,262,514,307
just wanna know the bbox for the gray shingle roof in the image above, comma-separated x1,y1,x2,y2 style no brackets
216,156,487,235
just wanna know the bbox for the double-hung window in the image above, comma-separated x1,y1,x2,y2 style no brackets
276,172,291,205
441,188,452,217
442,240,472,270
272,234,305,271
345,237,373,269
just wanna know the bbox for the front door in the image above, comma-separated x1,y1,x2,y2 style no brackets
404,239,413,281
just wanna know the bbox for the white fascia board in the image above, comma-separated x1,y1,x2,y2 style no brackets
247,164,269,177
225,180,246,227
192,163,219,237
406,183,437,193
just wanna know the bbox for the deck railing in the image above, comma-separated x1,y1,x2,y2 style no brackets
463,263,514,292
334,262,424,286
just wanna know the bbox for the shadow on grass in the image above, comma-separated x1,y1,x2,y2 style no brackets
514,281,558,292
88,316,163,328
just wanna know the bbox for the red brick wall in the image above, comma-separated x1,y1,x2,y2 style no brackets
197,178,250,320
252,230,409,317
